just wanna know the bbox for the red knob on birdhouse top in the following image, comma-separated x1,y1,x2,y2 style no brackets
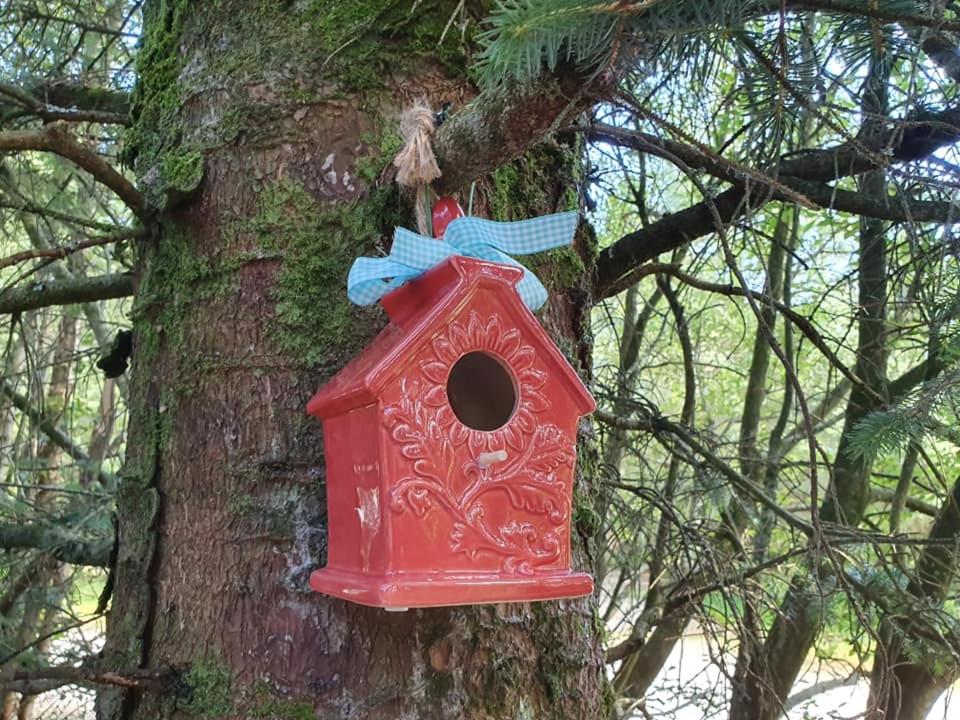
432,196,464,239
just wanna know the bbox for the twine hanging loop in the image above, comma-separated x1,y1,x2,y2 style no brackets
394,102,441,186
392,101,440,236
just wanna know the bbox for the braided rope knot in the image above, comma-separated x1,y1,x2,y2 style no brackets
393,102,441,187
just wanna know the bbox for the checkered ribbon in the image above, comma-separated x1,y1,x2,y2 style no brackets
347,211,578,311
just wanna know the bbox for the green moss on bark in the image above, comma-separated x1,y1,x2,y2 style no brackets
307,0,474,91
135,224,234,356
574,431,601,538
573,494,601,539
241,178,405,368
161,151,204,196
124,0,203,208
356,129,404,184
489,141,590,292
478,652,526,717
249,699,317,720
126,0,473,208
182,660,233,718
489,142,578,221
529,603,593,711
232,680,317,720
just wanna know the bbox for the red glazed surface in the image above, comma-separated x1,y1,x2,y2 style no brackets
307,257,595,609
431,196,464,239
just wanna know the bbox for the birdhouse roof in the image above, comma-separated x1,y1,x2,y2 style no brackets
306,256,595,419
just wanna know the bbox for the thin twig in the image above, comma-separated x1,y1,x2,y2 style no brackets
0,228,142,270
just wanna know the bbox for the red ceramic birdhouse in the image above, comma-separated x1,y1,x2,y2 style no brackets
431,196,464,239
306,256,595,609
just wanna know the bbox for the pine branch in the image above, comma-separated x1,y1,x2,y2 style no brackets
595,107,960,297
432,67,616,194
0,379,122,489
0,123,147,218
475,0,645,87
0,82,130,125
594,408,815,535
0,522,112,567
0,228,142,270
0,272,135,314
476,1,942,91
784,1,960,33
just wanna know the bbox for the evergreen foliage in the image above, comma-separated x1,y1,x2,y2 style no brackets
477,0,926,89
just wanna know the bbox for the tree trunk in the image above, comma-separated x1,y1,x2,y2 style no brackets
867,477,960,720
96,2,605,719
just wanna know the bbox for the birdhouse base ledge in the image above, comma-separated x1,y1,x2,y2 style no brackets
309,567,593,609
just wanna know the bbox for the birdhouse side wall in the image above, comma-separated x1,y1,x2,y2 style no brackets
321,405,388,577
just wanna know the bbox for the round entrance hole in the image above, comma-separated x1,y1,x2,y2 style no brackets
446,352,517,431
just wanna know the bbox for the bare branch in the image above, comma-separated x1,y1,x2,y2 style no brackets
0,123,147,218
432,69,615,194
0,665,169,694
788,179,960,224
0,228,142,270
594,107,960,297
903,24,960,85
870,488,939,518
585,124,960,225
0,379,121,489
618,263,880,402
0,82,129,125
0,615,103,666
595,408,815,535
0,195,125,232
10,8,141,37
29,81,130,117
0,272,134,314
0,522,111,567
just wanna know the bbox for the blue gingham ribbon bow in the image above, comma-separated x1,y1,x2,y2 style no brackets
347,211,578,311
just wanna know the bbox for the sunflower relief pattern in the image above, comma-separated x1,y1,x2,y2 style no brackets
383,311,576,574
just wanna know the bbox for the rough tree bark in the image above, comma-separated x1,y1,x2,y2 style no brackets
866,477,960,720
96,2,605,719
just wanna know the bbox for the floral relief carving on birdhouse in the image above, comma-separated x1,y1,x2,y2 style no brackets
381,311,577,575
